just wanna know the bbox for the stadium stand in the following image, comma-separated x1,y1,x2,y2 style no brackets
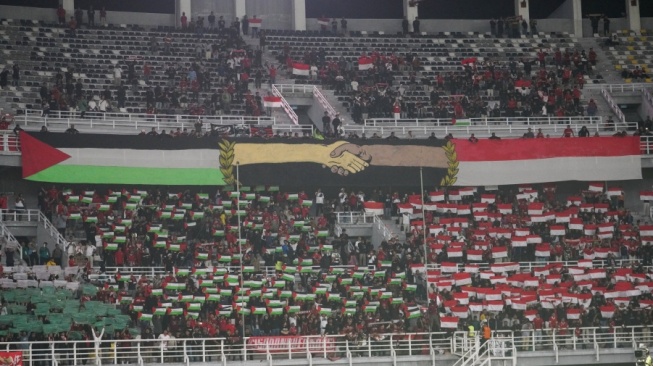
1,3,653,366
605,29,652,82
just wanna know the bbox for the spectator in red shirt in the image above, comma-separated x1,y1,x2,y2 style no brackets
562,125,574,137
180,13,188,29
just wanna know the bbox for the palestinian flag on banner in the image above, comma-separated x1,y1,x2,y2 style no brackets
138,313,153,321
317,17,330,26
19,132,225,185
104,243,119,251
405,307,421,319
68,213,81,220
66,195,80,203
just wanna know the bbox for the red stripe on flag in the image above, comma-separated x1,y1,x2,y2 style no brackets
454,136,640,162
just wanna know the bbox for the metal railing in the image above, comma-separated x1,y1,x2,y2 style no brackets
271,85,299,125
364,116,603,128
335,211,376,224
1,256,642,283
0,219,22,266
342,122,635,138
272,84,315,95
601,88,626,123
0,131,20,154
1,209,69,265
586,83,649,93
374,215,397,241
0,332,450,366
313,85,338,118
23,109,275,126
0,326,643,366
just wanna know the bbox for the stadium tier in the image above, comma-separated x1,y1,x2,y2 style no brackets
1,1,653,366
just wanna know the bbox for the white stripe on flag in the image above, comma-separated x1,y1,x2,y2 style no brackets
456,156,641,186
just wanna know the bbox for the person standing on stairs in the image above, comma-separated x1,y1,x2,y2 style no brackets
11,64,20,87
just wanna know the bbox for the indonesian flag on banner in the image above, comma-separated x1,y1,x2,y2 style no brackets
588,183,603,192
429,191,445,202
511,237,527,247
594,203,609,213
535,244,550,257
584,224,597,236
457,205,471,215
555,212,571,223
550,225,566,236
459,187,475,196
641,191,653,201
606,187,622,197
454,138,641,186
453,272,472,286
454,292,470,304
569,218,584,230
363,201,384,215
640,225,653,237
514,228,530,237
451,306,469,318
528,202,544,215
440,316,459,328
292,62,310,76
249,18,262,26
491,246,508,259
317,17,330,26
448,246,464,258
481,194,495,203
358,56,373,71
448,190,461,201
567,196,582,206
600,305,615,318
467,249,483,261
578,259,593,268
486,300,504,312
497,204,512,214
397,203,414,214
441,262,458,273
566,308,582,320
263,96,282,108
598,222,614,233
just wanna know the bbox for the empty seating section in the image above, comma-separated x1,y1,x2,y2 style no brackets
0,19,265,117
606,29,652,82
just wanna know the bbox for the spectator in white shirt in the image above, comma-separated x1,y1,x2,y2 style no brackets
113,66,122,86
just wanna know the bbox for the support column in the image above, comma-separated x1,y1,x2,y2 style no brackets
571,0,583,37
626,0,641,33
177,0,191,27
403,0,418,24
515,0,530,24
62,0,74,20
292,0,306,31
235,0,246,22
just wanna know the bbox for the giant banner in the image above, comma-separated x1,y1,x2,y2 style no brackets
20,132,642,186
0,351,23,366
247,336,336,353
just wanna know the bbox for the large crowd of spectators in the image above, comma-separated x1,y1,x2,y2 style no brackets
0,182,652,361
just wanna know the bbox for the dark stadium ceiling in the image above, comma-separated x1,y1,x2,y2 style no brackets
0,0,650,18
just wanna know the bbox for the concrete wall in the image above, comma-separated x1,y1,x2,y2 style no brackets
0,5,175,26
191,0,236,25
550,0,574,19
639,93,653,122
246,0,293,30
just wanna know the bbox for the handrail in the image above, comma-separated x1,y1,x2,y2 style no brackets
273,84,315,95
335,211,376,224
341,122,636,139
365,116,603,127
313,85,338,118
23,109,275,126
585,83,650,92
36,210,72,261
601,88,626,123
271,85,299,125
0,216,23,266
374,214,396,241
